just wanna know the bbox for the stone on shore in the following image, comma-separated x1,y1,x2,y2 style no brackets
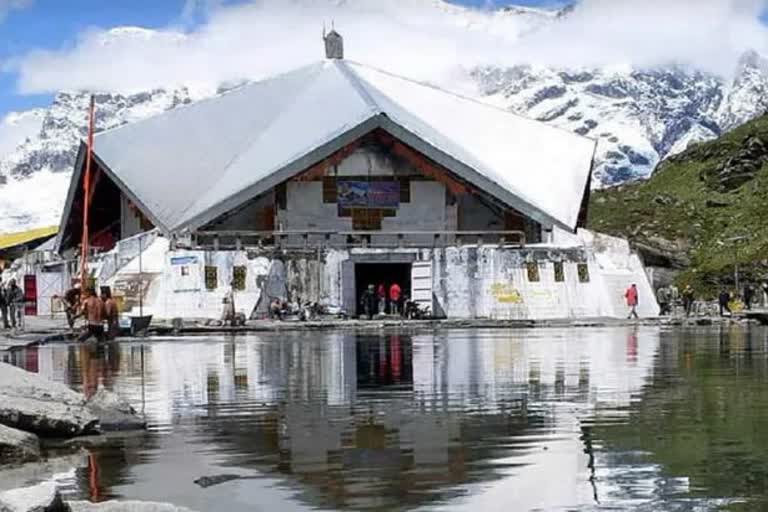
0,482,69,512
0,424,40,463
68,501,197,512
0,452,88,493
86,389,145,432
0,363,98,438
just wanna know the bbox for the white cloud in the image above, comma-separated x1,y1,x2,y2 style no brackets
4,0,768,96
0,0,32,23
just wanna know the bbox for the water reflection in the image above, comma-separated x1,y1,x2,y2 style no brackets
7,326,765,510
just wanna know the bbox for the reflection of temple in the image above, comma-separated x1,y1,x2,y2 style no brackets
17,328,661,510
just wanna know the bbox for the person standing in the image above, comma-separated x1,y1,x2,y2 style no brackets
389,282,402,316
63,283,81,330
682,285,695,317
0,278,9,329
656,286,670,316
624,283,639,319
102,287,119,340
7,279,24,330
222,281,236,327
718,288,732,317
376,283,387,315
78,288,106,342
743,283,755,311
360,284,376,320
762,281,768,308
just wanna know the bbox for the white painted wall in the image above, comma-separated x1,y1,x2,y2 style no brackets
317,232,658,320
96,228,658,321
103,237,271,320
278,180,448,233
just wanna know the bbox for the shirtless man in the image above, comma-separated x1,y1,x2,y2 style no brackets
102,287,119,340
78,288,106,342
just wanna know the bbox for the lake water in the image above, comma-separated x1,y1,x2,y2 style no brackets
4,325,768,511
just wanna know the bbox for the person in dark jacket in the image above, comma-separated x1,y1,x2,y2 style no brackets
7,279,24,330
682,285,695,317
360,284,376,320
743,283,755,310
63,284,81,329
0,278,8,329
718,289,732,317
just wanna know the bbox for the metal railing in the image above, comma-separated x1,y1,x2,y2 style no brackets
189,230,526,250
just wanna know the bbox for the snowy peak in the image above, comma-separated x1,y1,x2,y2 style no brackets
0,5,767,231
717,50,768,131
472,49,768,186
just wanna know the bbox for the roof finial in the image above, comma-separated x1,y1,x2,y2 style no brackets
323,23,343,60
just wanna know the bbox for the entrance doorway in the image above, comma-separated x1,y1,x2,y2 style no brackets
354,263,411,316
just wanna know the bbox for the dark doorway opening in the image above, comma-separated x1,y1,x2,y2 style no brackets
354,263,411,316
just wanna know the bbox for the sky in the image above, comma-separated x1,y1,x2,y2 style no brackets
0,0,766,120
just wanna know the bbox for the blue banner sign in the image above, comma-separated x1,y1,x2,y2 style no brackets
170,256,198,266
337,181,400,208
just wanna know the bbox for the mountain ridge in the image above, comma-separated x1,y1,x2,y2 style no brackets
1,3,767,232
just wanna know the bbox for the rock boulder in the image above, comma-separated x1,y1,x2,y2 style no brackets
0,424,40,464
0,482,69,512
86,389,145,432
0,363,98,438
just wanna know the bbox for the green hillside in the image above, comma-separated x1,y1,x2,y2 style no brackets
588,113,768,294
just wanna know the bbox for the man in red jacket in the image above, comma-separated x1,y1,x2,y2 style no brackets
377,283,387,315
389,282,402,316
625,283,639,319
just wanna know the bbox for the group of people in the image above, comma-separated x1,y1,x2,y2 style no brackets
655,284,696,317
61,284,120,342
717,282,767,316
0,278,24,330
627,282,696,319
653,281,768,318
361,282,402,320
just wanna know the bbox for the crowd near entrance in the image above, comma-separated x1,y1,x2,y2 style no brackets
354,263,411,317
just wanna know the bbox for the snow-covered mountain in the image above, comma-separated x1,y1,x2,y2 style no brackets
1,3,767,232
474,57,768,185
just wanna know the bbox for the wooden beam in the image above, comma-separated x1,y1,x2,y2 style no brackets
292,137,367,181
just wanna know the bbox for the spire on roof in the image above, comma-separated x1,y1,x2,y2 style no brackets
323,23,343,60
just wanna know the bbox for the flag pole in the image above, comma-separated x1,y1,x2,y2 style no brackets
79,95,95,289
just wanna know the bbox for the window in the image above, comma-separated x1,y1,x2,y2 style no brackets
205,266,218,290
352,208,383,230
275,183,287,210
526,262,540,282
577,263,590,283
322,176,337,203
232,266,247,291
554,262,565,282
399,178,411,203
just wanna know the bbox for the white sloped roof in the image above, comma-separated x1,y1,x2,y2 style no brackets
82,59,595,233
